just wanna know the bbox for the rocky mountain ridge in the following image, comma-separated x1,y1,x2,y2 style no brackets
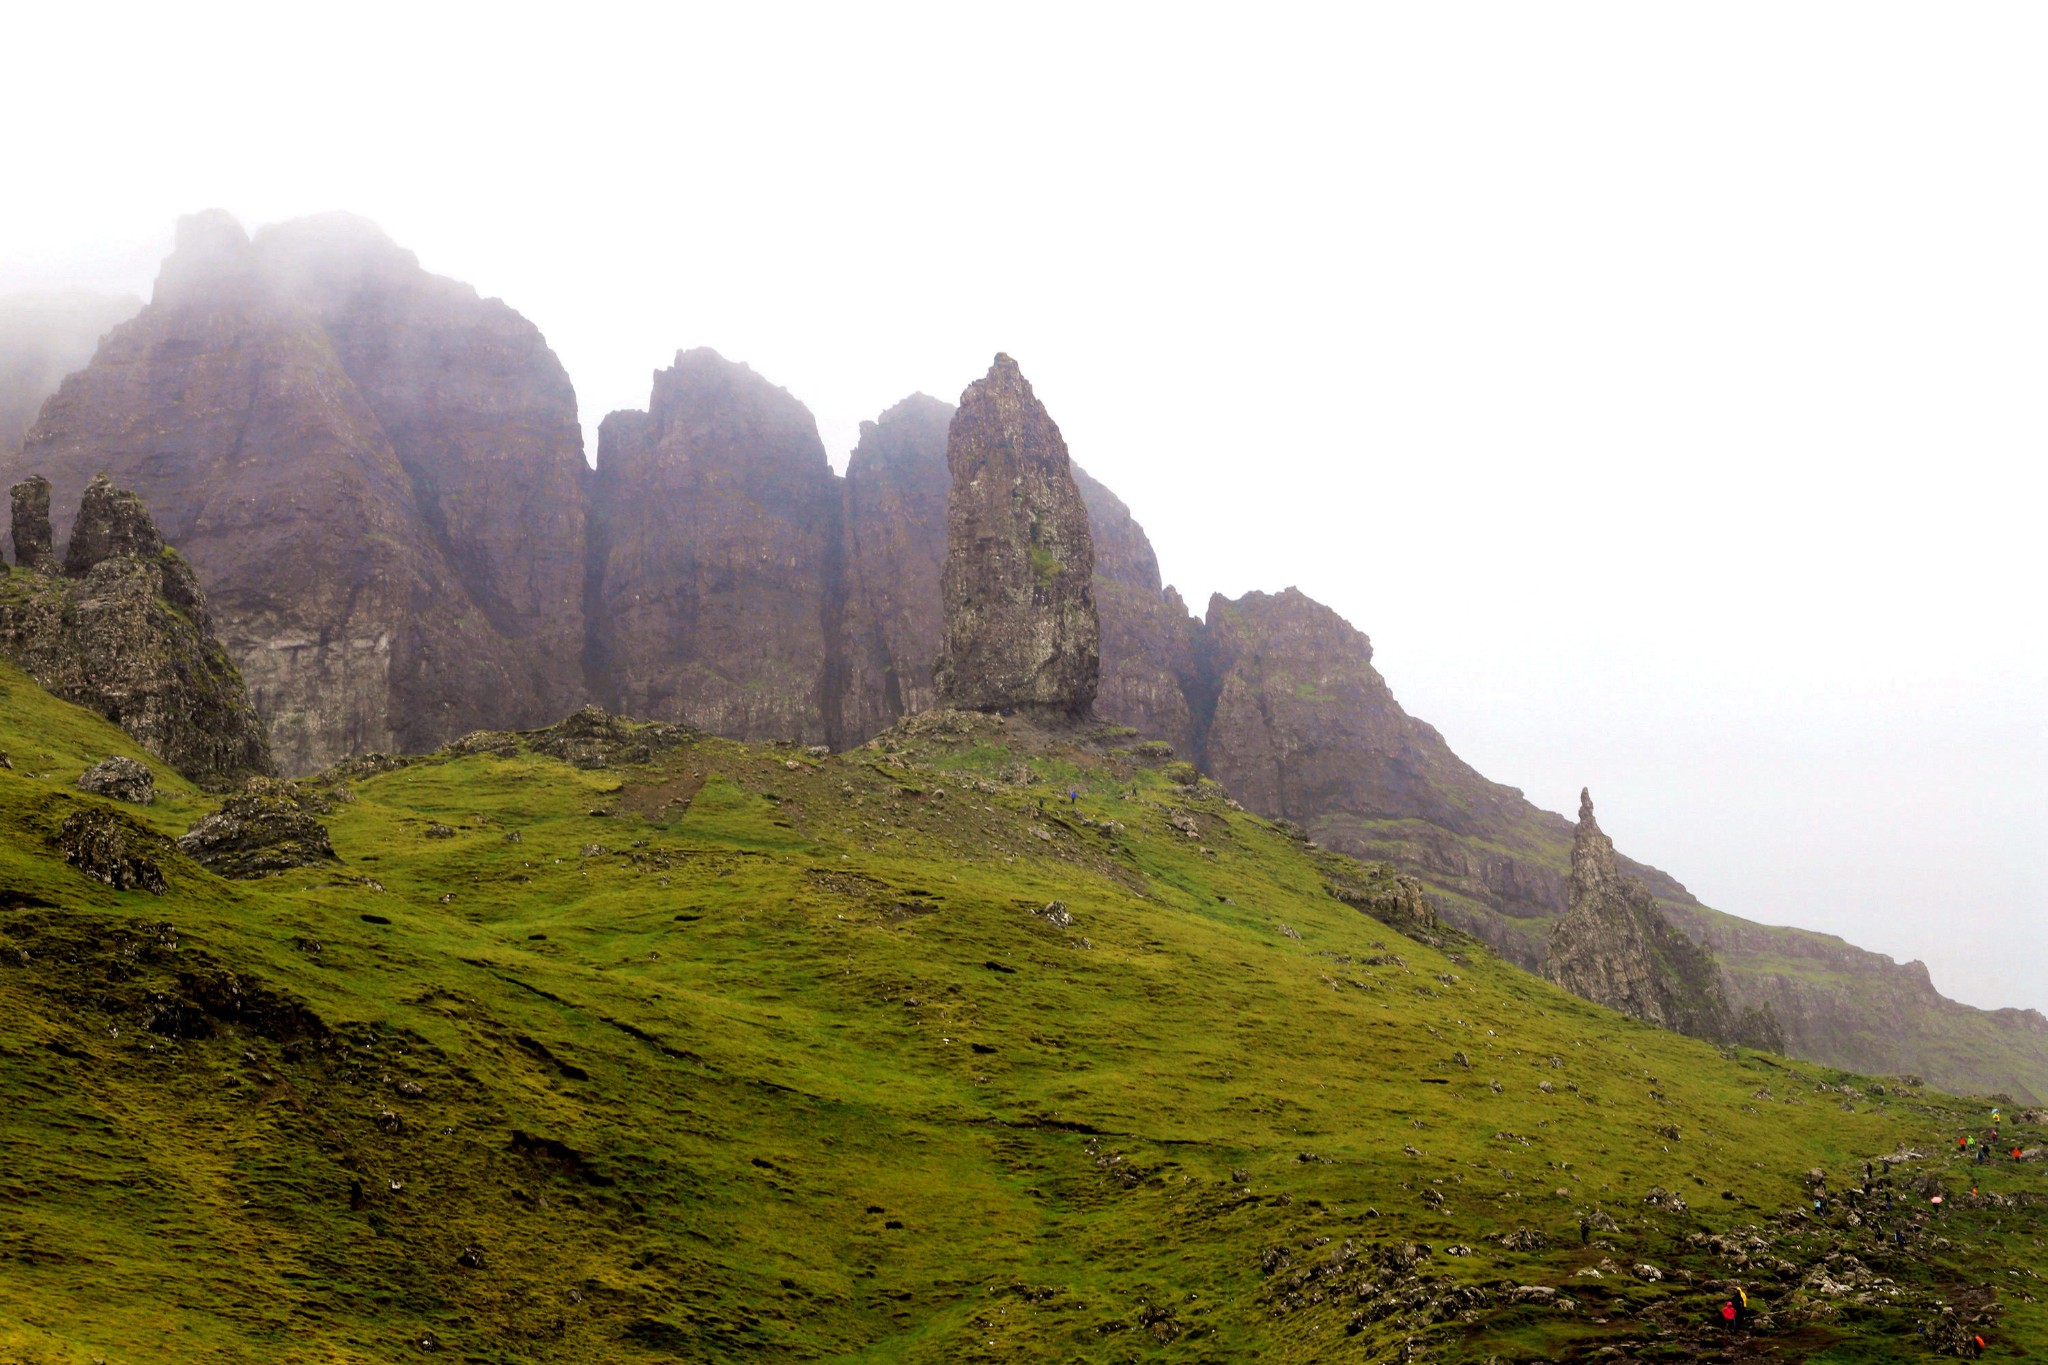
6,210,2039,1101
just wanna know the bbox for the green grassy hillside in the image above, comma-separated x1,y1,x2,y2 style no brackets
0,663,2042,1362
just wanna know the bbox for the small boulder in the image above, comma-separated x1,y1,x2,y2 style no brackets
54,806,169,893
76,756,156,804
179,781,339,878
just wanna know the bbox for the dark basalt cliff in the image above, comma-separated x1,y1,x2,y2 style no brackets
933,354,1099,719
1074,468,1199,756
588,349,840,743
1,475,270,787
838,393,954,737
4,212,591,775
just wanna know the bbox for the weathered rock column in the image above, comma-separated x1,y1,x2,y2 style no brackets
9,475,53,570
932,354,1099,720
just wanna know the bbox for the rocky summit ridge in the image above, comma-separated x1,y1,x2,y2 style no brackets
5,210,2041,1101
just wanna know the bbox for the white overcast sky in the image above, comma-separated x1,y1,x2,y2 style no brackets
5,4,2042,1014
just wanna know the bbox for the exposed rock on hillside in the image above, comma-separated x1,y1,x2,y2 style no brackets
9,474,53,570
1542,790,1780,1050
77,757,155,804
1,475,271,788
589,349,840,743
179,780,339,878
55,805,170,893
933,354,1099,719
5,211,590,774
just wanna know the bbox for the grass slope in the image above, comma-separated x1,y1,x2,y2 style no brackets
0,667,2042,1362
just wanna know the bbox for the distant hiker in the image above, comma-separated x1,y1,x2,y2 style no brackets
1886,1191,1893,1212
349,1178,366,1211
1579,1218,1590,1245
1067,788,1078,804
1866,1161,1874,1182
1720,1300,1737,1331
1895,1227,1906,1248
1734,1285,1750,1326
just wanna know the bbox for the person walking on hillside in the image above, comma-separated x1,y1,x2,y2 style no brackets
1719,1300,1737,1333
1733,1285,1750,1328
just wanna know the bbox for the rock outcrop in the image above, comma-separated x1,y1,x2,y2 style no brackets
5,211,590,774
1542,791,1779,1049
179,780,339,878
588,349,840,743
54,805,170,893
1,475,271,788
10,474,53,570
933,355,1099,719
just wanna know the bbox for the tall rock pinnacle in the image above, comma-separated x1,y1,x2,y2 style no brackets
1542,789,1780,1050
932,354,1099,719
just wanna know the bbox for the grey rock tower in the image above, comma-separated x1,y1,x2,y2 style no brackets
932,354,1099,719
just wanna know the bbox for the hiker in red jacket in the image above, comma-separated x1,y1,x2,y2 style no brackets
1720,1299,1737,1331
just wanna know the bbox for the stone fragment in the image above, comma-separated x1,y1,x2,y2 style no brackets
933,354,1099,719
76,756,155,804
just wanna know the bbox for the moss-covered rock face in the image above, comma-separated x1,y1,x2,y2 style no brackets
0,476,270,788
933,354,1100,720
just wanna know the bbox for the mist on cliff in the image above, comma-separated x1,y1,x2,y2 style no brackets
1,5,2042,1014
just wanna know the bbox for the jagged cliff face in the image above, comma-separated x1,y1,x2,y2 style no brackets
0,475,270,787
589,349,840,743
0,291,140,455
1541,790,1759,1046
838,393,954,737
933,355,1099,719
1073,468,1199,756
257,215,591,726
4,212,590,775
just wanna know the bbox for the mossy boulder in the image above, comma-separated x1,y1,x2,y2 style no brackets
76,755,155,804
179,780,338,878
